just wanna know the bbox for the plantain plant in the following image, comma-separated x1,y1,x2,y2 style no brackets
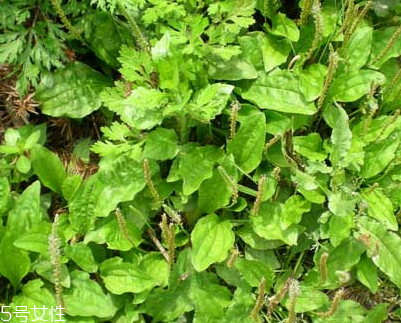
1,0,401,322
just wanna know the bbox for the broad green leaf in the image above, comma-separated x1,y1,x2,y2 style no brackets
360,135,400,178
140,253,170,287
13,232,49,254
362,188,397,231
269,12,300,42
357,216,401,288
144,282,192,322
283,285,329,313
23,129,41,150
329,212,354,247
237,225,282,250
299,64,327,102
344,135,365,171
35,62,111,118
16,155,31,173
64,271,118,318
293,133,327,161
94,153,150,217
84,12,132,67
281,195,311,229
68,178,97,234
32,258,71,289
326,238,366,284
321,5,339,38
239,32,291,72
61,175,82,202
30,144,67,194
328,191,356,217
238,33,265,70
330,106,352,167
178,145,223,195
191,214,235,271
252,202,299,245
365,303,388,323
241,70,316,115
144,128,179,161
327,70,385,102
65,242,98,273
208,56,258,80
113,304,140,323
84,216,142,251
260,33,291,72
102,86,167,130
197,169,233,213
221,288,254,323
345,27,373,70
244,246,281,269
6,181,43,234
292,169,318,191
356,254,378,293
235,258,274,288
0,144,20,154
227,108,266,173
190,272,231,319
198,156,238,212
100,257,159,294
0,232,30,287
10,279,56,322
187,83,234,122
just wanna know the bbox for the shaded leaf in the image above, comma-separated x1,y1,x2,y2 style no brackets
241,70,316,115
35,62,111,118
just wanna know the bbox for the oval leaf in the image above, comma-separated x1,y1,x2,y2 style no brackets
191,214,235,271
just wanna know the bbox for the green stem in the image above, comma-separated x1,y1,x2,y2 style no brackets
179,115,190,144
117,2,150,52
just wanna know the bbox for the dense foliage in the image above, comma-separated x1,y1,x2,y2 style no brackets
1,0,401,322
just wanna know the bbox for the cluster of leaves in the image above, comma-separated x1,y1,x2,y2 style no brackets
2,0,401,322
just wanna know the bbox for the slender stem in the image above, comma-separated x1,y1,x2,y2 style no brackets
117,2,150,52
